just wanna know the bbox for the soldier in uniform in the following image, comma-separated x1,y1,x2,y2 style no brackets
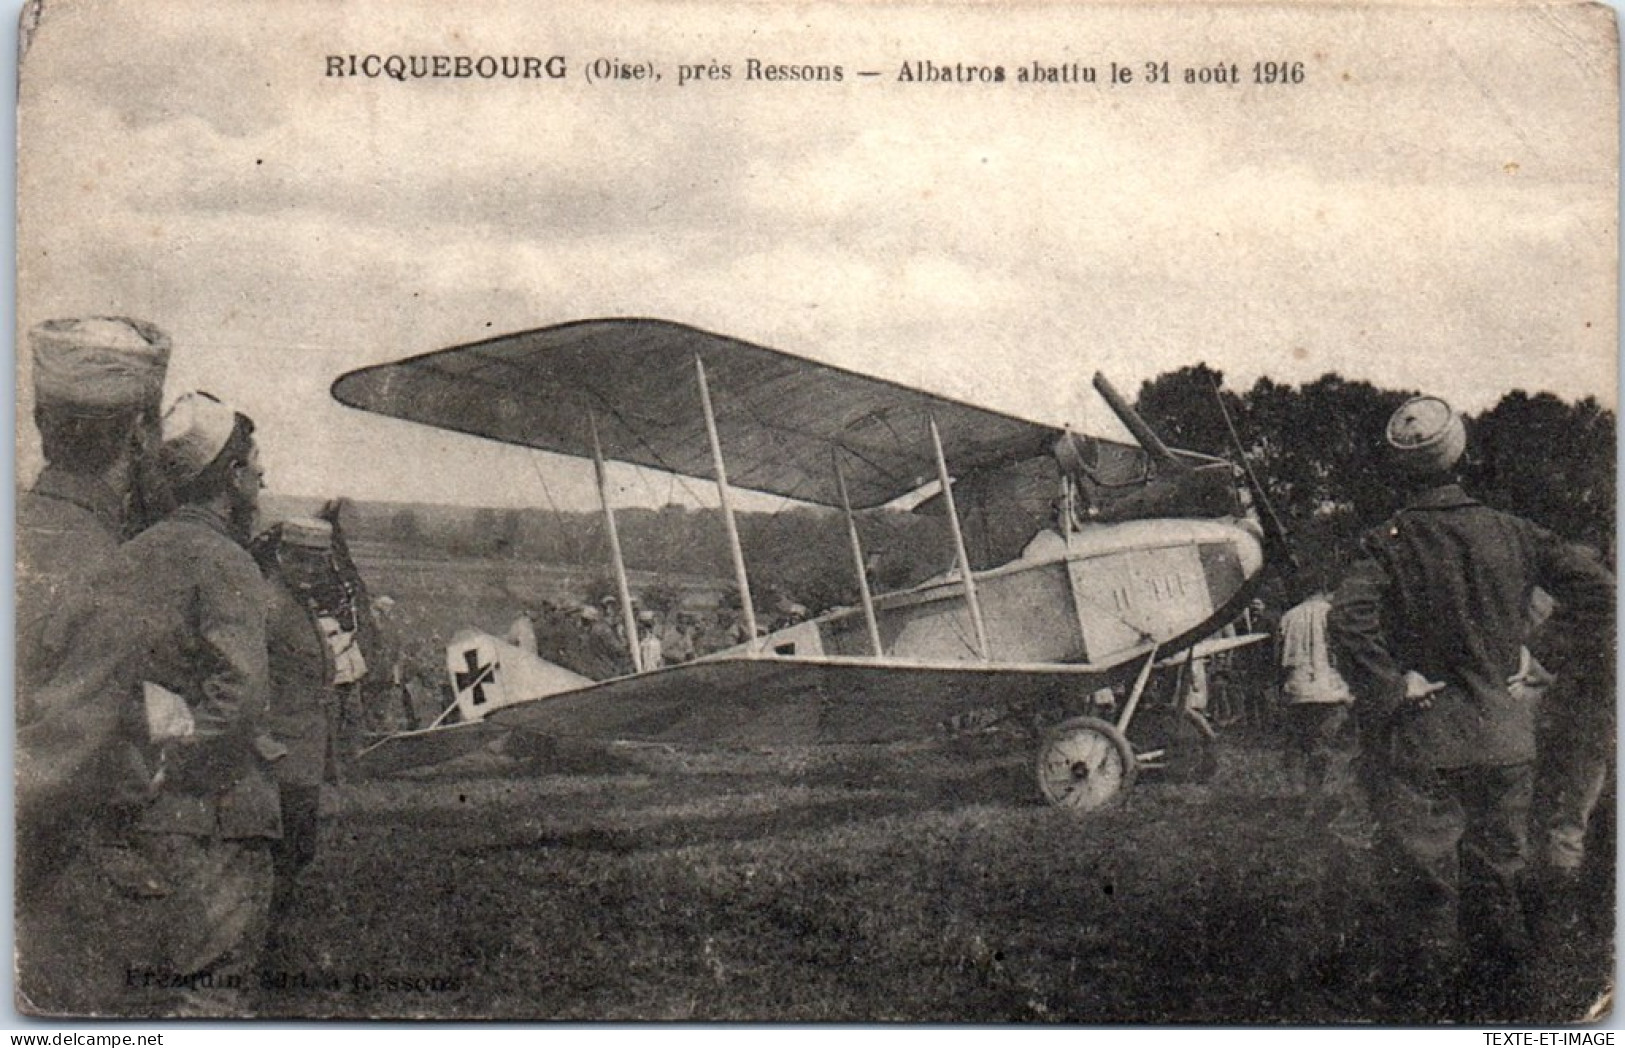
506,606,540,655
584,603,632,679
369,595,421,731
15,317,171,1012
1522,566,1614,936
18,392,282,1016
251,518,338,957
637,610,663,670
1277,572,1356,800
18,317,171,692
1328,395,1614,1018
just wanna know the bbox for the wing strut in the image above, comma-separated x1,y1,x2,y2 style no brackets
834,450,884,657
1115,644,1160,736
696,356,760,652
589,411,645,673
929,414,991,661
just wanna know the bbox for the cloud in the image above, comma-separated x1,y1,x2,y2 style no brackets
25,1,287,138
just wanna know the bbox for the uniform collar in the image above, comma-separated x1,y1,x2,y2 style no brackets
30,465,124,536
1402,483,1479,511
170,502,243,545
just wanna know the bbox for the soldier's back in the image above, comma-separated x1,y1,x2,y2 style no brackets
16,480,122,704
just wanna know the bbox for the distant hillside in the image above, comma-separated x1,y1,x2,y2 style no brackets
258,493,949,617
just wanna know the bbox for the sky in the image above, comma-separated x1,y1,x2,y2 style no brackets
13,0,1619,511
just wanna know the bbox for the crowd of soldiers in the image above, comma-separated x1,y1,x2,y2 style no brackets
504,596,808,681
18,319,267,1014
11,309,808,1017
13,315,1616,1022
14,318,407,1016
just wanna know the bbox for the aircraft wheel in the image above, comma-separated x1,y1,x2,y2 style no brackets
1035,716,1137,811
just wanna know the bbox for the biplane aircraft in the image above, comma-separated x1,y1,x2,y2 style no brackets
333,318,1273,810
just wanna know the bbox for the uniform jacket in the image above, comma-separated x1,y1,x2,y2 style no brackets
1329,484,1614,770
17,503,281,841
264,573,335,788
16,468,124,705
588,621,632,679
15,468,136,895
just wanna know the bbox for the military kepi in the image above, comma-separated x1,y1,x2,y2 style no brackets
1386,394,1466,477
161,391,249,485
31,316,171,414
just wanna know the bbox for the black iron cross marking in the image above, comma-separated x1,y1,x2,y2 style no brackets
455,649,497,706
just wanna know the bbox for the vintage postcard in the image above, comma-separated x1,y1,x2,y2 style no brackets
14,0,1618,1025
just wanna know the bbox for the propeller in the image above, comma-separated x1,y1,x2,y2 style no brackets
1208,373,1298,573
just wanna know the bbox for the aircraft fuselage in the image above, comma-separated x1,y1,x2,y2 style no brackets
736,517,1265,672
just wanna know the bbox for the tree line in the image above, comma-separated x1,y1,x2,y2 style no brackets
1135,366,1615,572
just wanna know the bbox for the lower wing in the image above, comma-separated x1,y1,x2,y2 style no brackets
487,655,1140,747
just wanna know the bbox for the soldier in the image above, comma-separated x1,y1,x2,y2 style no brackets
506,605,540,655
15,317,171,1011
309,498,372,771
19,316,171,699
662,611,698,664
17,392,282,1016
1277,572,1356,800
369,595,420,731
1522,565,1614,935
637,609,663,670
1328,395,1614,1018
251,518,338,957
585,602,632,678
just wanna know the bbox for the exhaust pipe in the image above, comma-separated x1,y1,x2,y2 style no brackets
1091,373,1186,472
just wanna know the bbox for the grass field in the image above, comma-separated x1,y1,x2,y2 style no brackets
253,731,1614,1024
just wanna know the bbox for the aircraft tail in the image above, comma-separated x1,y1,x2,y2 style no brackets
446,629,595,724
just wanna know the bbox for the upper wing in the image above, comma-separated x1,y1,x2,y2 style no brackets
331,317,1084,509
